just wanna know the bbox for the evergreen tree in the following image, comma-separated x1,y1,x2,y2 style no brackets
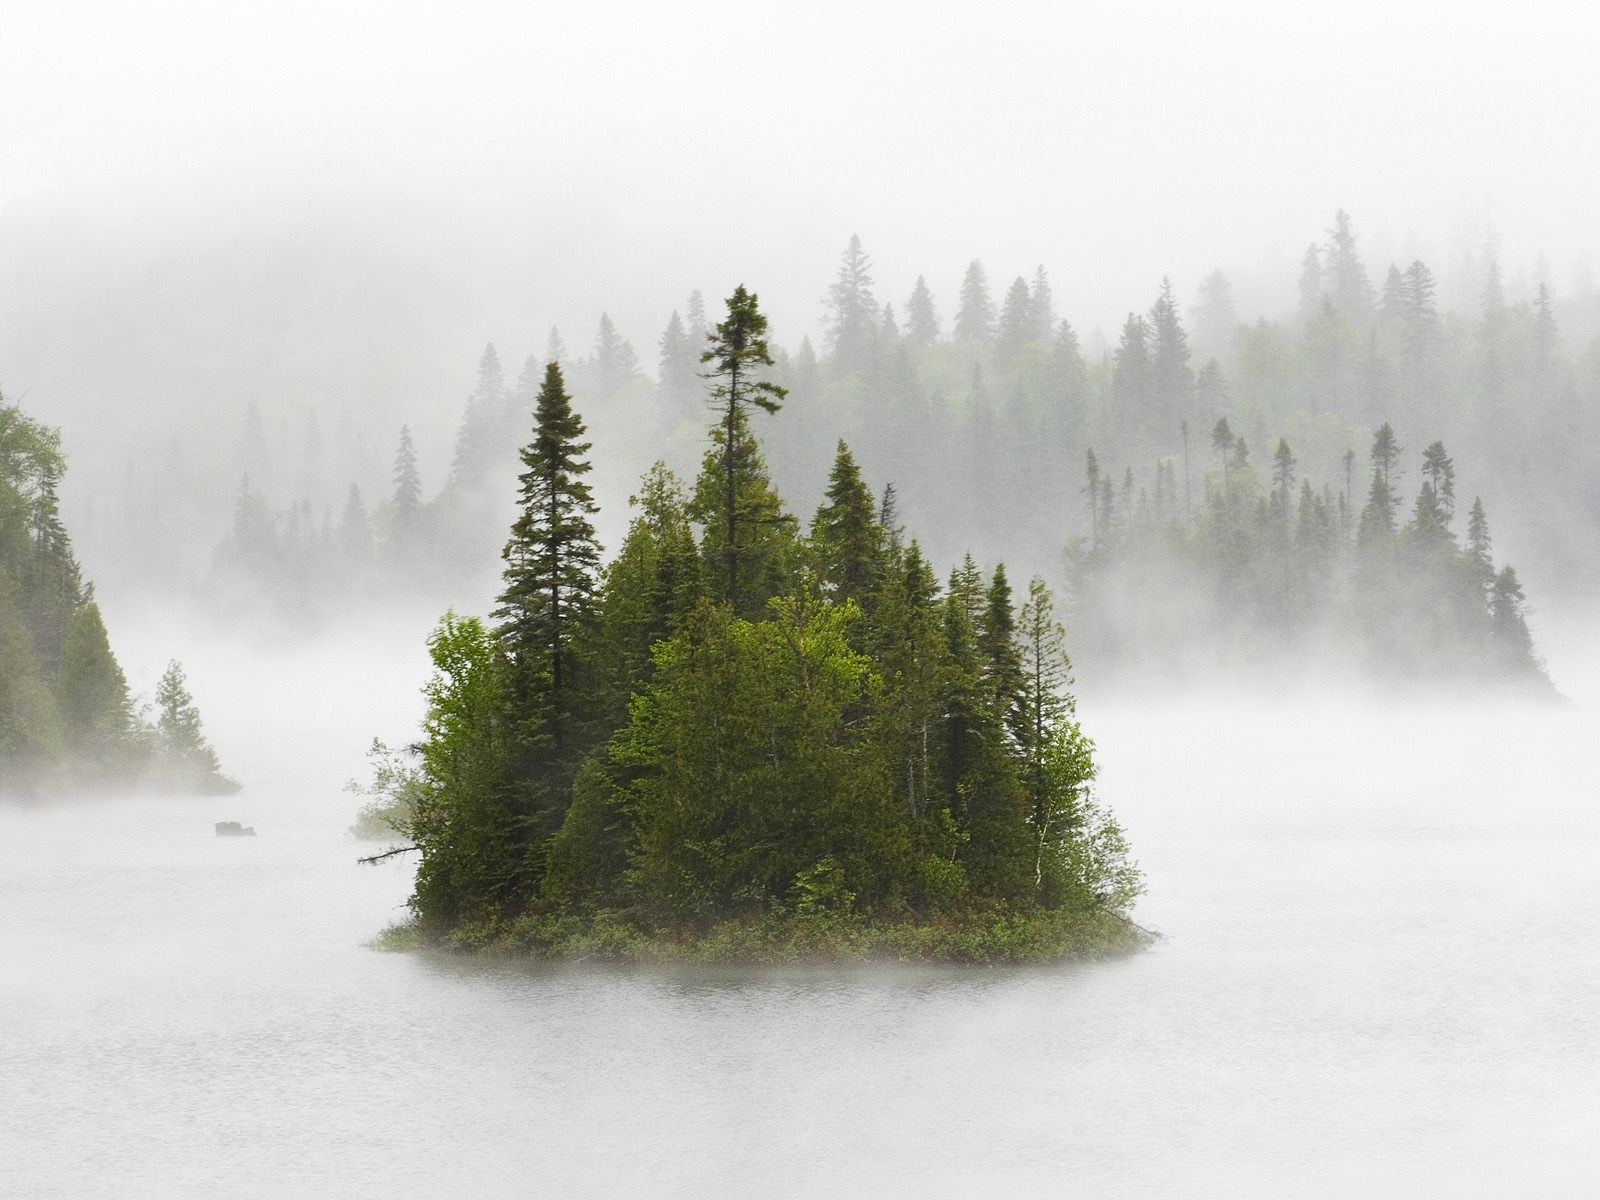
978,564,1024,738
906,275,941,346
56,600,135,779
694,286,791,615
1030,266,1056,342
954,260,996,344
1298,244,1324,320
1325,209,1374,319
391,426,423,526
1015,577,1072,833
449,344,507,488
494,361,603,761
811,441,880,606
591,313,642,398
1149,278,1193,431
153,660,235,793
825,234,880,372
997,276,1035,366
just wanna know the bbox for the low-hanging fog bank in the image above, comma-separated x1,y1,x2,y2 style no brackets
5,625,1598,1196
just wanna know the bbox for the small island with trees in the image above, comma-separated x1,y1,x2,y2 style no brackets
363,288,1146,963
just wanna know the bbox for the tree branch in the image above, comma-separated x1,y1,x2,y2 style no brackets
358,845,419,865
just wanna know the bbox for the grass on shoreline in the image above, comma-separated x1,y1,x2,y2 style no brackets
368,906,1153,965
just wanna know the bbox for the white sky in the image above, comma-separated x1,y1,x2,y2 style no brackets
2,0,1598,351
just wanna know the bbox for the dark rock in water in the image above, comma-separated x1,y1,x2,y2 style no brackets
215,821,256,837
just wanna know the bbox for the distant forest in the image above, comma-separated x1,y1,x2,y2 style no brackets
0,401,235,797
86,213,1589,682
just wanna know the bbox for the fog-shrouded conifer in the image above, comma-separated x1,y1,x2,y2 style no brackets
954,260,996,345
906,275,940,347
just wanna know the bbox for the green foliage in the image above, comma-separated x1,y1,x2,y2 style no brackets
151,660,239,794
1,398,237,796
1070,428,1555,691
387,289,1144,963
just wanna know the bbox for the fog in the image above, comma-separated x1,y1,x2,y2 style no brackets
5,635,1599,1196
5,2,1600,1193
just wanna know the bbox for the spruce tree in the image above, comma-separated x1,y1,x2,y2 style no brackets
391,426,423,526
1015,576,1073,883
811,441,880,606
449,344,507,488
696,286,789,614
954,260,996,344
494,361,602,759
978,565,1024,741
1030,266,1056,342
996,276,1035,366
906,276,941,347
153,660,235,793
1149,278,1193,430
825,234,880,372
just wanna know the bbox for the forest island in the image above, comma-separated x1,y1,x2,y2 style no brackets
363,287,1148,963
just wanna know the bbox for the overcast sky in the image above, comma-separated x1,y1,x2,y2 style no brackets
3,0,1598,368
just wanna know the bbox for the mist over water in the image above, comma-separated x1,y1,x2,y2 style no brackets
6,3,1600,1193
4,628,1597,1197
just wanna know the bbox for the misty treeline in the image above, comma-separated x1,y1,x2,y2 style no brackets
365,288,1143,961
168,213,1586,679
0,400,236,797
1069,423,1550,688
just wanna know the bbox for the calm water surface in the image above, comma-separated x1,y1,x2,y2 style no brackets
4,675,1598,1197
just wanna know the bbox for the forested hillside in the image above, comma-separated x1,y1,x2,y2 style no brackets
365,290,1144,962
0,400,236,797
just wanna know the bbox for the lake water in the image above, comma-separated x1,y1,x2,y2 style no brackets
4,625,1599,1197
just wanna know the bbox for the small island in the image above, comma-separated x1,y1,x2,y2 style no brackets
362,287,1146,963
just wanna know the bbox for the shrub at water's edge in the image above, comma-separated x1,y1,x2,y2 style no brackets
359,287,1145,963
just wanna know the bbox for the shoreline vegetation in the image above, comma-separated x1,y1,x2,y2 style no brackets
368,908,1153,966
1,400,239,799
360,286,1146,965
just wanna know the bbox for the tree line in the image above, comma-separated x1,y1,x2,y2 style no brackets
1065,421,1550,687
155,212,1594,662
0,399,236,797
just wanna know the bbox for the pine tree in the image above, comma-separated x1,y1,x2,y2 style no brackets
153,660,235,792
1420,441,1456,526
390,426,423,529
1298,244,1324,320
1014,576,1073,883
657,310,700,424
449,344,507,488
338,483,375,564
1029,266,1056,342
695,286,790,614
954,260,996,344
811,441,881,606
906,275,941,346
56,600,135,779
997,276,1035,366
825,234,880,372
1149,278,1193,430
591,313,642,398
494,361,602,758
978,565,1024,741
1271,438,1297,514
1325,209,1374,319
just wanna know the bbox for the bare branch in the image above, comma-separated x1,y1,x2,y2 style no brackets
358,845,419,865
